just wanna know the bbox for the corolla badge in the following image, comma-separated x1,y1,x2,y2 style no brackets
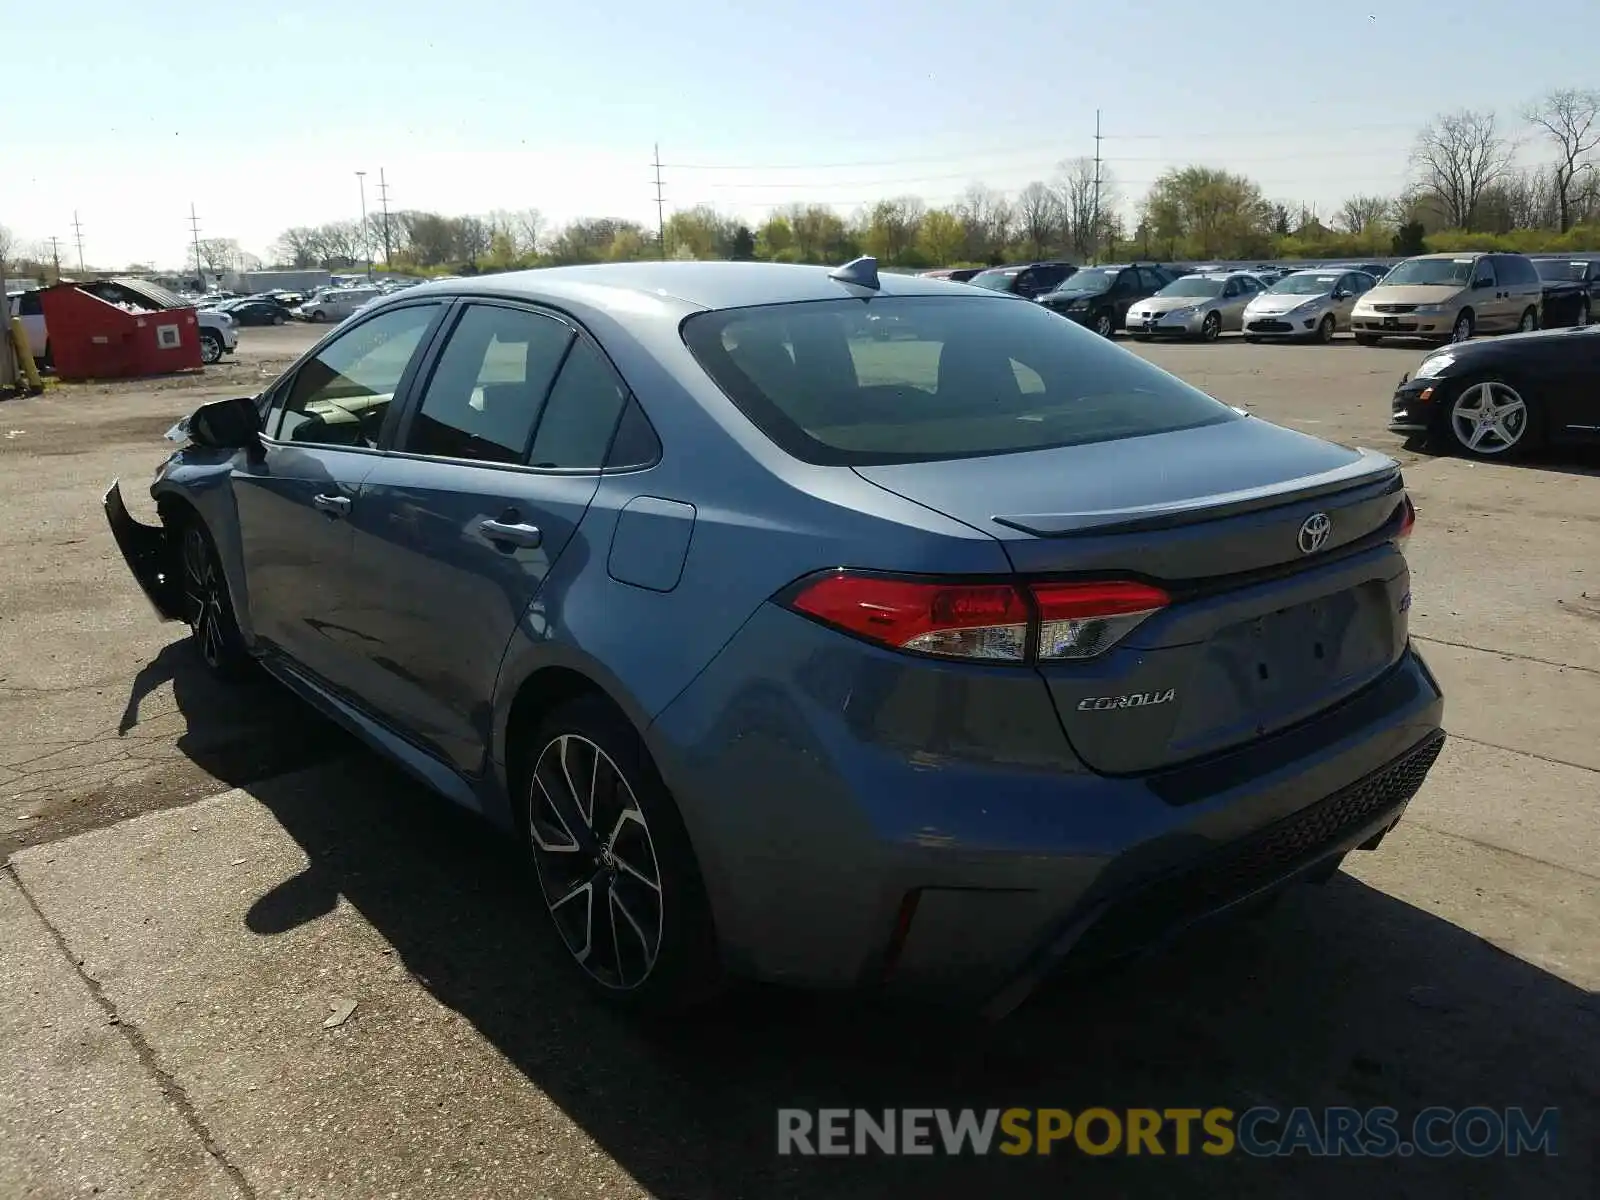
1077,689,1177,712
1298,512,1333,555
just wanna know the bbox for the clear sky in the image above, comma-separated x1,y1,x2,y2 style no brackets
9,0,1592,268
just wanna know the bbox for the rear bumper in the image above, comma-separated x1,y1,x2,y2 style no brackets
103,480,184,621
650,602,1446,1010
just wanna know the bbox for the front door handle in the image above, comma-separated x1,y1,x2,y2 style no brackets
312,493,352,517
479,518,542,549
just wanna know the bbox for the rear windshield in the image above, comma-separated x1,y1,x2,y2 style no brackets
681,296,1241,466
1534,259,1590,282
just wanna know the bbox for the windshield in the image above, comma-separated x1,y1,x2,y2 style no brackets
1054,268,1117,294
1268,273,1340,295
1534,259,1590,283
1383,257,1475,287
1158,277,1224,298
681,296,1239,466
969,270,1019,292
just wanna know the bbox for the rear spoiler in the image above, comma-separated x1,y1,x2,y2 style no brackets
992,448,1402,538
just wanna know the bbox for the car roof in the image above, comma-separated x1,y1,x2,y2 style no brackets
1406,251,1488,260
401,261,995,313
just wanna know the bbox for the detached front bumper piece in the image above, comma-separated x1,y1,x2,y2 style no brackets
104,480,184,621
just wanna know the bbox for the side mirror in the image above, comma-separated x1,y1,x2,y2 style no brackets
1333,289,1351,300
188,395,261,450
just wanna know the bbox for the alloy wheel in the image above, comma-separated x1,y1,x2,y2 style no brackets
1517,309,1537,333
1450,381,1528,456
1451,313,1473,343
181,526,227,669
1094,311,1114,338
528,733,664,991
1201,312,1221,342
199,333,223,365
1316,314,1335,343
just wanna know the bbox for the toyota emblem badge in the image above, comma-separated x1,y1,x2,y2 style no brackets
1298,512,1332,555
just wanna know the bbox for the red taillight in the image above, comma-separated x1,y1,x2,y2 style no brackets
787,573,1030,661
1396,494,1417,540
784,572,1170,662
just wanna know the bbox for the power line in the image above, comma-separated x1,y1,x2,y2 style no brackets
377,169,393,268
658,123,1420,172
652,143,667,260
188,203,203,284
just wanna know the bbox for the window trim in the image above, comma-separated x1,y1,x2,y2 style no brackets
260,298,450,452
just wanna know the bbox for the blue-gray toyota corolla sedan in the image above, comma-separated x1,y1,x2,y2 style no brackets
104,259,1444,1017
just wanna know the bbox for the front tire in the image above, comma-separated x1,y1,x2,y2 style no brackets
1199,311,1222,342
272,313,286,326
1450,311,1475,344
1315,313,1336,344
521,696,720,1009
198,330,224,365
178,518,252,680
1446,376,1537,460
1092,310,1115,338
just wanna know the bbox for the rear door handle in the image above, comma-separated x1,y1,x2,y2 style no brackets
312,493,352,517
478,518,542,549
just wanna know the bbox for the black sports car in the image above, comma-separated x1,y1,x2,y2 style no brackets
1531,257,1598,328
214,298,293,326
1390,324,1600,458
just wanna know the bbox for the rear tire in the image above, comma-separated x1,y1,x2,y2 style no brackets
1579,302,1591,328
1516,307,1538,333
198,330,224,365
520,696,722,1010
272,313,286,326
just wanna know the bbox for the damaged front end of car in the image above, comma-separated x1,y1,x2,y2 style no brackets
103,479,186,621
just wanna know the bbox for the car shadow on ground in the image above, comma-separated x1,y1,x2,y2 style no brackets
221,745,1596,1200
1403,441,1600,480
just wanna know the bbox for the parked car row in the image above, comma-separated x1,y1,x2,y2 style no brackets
927,251,1597,346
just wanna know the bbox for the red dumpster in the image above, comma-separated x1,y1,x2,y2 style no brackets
38,279,203,380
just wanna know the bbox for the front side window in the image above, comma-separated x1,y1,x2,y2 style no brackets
276,303,441,448
403,304,572,464
682,295,1241,466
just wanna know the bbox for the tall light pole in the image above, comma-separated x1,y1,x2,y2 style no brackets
355,170,371,279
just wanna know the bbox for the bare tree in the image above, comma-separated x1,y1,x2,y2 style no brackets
1014,181,1060,257
1054,158,1098,259
1411,110,1513,231
511,208,544,257
1336,194,1393,234
956,184,1012,263
0,223,15,271
1526,88,1600,233
195,238,243,273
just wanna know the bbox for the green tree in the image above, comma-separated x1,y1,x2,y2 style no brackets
1142,167,1273,259
730,224,756,260
756,215,794,259
665,205,733,260
917,209,967,266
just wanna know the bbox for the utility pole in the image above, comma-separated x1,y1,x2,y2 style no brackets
652,143,667,260
0,231,16,389
1090,109,1103,266
376,168,393,268
47,236,62,282
72,212,86,275
355,170,372,279
189,203,204,288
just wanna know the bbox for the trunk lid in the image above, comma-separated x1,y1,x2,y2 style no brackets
855,419,1413,774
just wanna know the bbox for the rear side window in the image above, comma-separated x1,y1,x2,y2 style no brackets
404,304,572,464
682,295,1241,466
527,338,631,469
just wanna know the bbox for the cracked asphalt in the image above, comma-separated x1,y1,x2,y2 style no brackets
1,326,1596,1199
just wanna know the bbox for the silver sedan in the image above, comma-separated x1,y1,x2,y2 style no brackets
1243,270,1377,343
1125,273,1264,341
